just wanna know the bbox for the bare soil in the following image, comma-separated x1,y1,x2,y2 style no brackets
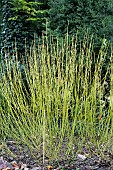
0,140,113,170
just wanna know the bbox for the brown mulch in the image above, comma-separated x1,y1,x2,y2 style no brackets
0,140,113,170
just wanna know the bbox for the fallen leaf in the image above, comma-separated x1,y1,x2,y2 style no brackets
0,164,7,170
47,165,53,170
2,168,11,170
11,162,18,167
0,157,8,170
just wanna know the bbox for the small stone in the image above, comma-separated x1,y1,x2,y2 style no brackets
9,157,14,161
25,155,29,158
19,155,24,160
31,166,42,170
77,154,87,161
24,168,29,170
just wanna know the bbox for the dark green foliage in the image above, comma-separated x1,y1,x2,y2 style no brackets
1,0,16,58
0,1,2,37
1,0,48,61
48,0,113,44
0,1,2,61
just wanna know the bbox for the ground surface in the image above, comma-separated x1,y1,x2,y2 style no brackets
0,140,113,170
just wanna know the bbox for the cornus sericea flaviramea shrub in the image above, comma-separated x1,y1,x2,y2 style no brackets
0,34,112,160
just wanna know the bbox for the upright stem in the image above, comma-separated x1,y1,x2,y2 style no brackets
43,108,45,170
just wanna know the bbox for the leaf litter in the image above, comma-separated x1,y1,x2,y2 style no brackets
0,140,113,170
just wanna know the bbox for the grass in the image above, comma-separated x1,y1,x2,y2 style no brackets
0,34,113,162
